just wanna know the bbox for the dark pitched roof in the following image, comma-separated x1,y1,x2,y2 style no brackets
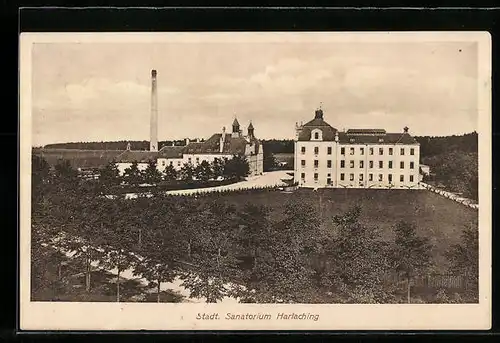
338,132,418,145
232,118,240,127
248,121,254,130
33,148,122,168
158,146,185,158
298,118,339,141
183,133,250,155
115,150,158,163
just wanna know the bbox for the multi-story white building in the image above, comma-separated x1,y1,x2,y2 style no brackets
294,108,420,189
115,118,264,177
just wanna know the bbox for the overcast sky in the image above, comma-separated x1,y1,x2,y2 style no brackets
31,38,478,146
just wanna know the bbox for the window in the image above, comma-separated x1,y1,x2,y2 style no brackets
400,161,404,169
327,178,332,185
350,160,354,168
327,147,332,155
369,147,374,155
196,157,200,164
410,148,415,155
314,132,319,140
350,147,355,155
169,161,173,166
389,174,393,183
410,161,414,169
340,173,345,181
301,160,306,167
401,148,405,155
177,161,181,166
314,146,319,155
301,172,305,179
350,173,354,181
359,161,364,168
188,157,192,163
314,173,318,181
378,174,383,182
327,173,331,177
341,160,345,168
162,161,166,166
314,160,319,168
341,147,345,155
359,174,364,181
388,161,393,169
379,148,384,155
389,148,393,155
369,173,373,181
301,146,306,154
360,147,365,155
379,161,383,168
400,175,404,182
410,175,414,182
327,160,332,168
369,161,373,168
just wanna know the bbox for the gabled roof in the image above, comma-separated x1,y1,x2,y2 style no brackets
298,118,339,141
183,133,250,155
115,150,158,163
232,118,240,127
158,146,185,159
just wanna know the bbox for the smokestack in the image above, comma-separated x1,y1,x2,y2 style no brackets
150,69,158,152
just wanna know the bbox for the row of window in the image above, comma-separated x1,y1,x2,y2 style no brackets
300,172,415,183
300,146,415,156
301,159,415,169
161,157,201,167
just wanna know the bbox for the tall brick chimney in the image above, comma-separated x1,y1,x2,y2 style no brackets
150,69,158,152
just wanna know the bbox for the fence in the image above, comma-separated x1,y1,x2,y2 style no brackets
419,182,478,210
382,273,475,291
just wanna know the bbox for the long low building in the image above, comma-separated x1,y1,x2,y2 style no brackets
115,118,264,177
294,108,420,189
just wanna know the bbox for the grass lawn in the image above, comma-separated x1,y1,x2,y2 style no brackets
197,188,478,273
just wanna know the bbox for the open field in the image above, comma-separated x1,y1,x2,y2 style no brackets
196,188,478,272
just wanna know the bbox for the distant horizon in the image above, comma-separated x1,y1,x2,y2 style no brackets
33,130,478,149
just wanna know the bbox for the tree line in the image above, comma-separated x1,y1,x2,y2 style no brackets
91,154,250,193
32,155,478,304
415,132,478,200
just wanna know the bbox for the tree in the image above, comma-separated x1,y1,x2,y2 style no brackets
446,224,479,294
99,160,121,191
212,158,225,179
132,198,182,302
263,149,277,172
180,201,243,303
195,160,213,183
162,164,178,182
241,200,321,303
143,160,162,186
223,154,250,181
179,163,194,183
319,206,395,303
238,203,270,270
97,198,138,302
123,161,143,186
391,221,433,304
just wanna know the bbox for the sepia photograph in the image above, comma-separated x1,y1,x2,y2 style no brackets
19,32,491,330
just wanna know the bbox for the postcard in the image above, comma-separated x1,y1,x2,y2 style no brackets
19,31,491,330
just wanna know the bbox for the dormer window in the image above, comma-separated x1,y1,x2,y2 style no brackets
349,138,355,143
378,138,384,143
311,129,323,141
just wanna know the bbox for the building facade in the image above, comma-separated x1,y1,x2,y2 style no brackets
116,118,264,177
294,109,420,189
